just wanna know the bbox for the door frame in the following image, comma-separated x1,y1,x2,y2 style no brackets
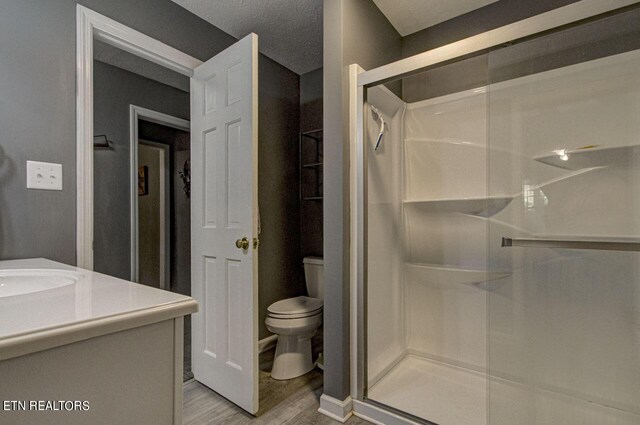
76,6,261,417
130,106,189,283
76,4,201,269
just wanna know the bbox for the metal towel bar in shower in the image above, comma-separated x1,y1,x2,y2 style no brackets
501,237,640,252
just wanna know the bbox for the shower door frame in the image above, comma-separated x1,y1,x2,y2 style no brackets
349,1,640,423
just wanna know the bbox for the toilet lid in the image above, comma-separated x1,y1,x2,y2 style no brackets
268,296,323,316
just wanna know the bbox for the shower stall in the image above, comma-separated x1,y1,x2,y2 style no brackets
352,2,640,424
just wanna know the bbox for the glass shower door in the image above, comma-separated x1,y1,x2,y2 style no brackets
364,56,490,424
487,7,640,425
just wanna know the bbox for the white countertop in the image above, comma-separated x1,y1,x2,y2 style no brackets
0,258,197,361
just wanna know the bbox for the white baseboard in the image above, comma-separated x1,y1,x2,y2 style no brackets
353,400,421,425
318,394,353,423
258,334,278,353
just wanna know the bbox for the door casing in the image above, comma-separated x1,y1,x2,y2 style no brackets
76,4,202,270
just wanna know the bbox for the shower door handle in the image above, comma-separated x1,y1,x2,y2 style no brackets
501,237,640,252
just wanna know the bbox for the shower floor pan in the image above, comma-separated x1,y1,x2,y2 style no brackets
367,355,640,425
367,355,486,425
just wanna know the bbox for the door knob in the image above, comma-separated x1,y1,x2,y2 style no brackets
235,237,250,250
253,237,260,249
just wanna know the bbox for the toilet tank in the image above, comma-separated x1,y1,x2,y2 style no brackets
303,257,324,300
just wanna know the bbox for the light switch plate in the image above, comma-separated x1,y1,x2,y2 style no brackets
26,160,63,191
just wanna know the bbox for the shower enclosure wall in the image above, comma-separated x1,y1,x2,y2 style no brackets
352,2,640,425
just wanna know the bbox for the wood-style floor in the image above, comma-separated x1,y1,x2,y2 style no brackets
183,345,371,425
183,379,370,425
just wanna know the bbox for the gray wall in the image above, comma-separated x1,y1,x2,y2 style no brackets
401,0,579,57
403,2,640,103
300,67,324,258
401,0,580,102
257,58,303,340
301,68,323,132
93,60,190,280
171,148,191,297
323,0,402,401
0,0,235,264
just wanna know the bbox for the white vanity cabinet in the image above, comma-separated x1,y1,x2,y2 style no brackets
0,259,197,425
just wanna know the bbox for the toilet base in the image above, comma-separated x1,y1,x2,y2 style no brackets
270,332,315,380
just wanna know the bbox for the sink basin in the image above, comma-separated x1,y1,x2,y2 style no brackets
0,269,81,298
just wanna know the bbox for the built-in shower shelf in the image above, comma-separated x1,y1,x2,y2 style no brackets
405,263,510,287
404,196,513,217
534,144,640,170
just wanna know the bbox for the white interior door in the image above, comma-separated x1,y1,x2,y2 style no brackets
190,34,259,414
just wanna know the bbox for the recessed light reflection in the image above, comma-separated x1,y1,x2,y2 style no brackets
553,149,569,161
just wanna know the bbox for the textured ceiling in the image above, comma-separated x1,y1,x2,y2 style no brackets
372,0,499,36
170,0,498,74
171,0,322,75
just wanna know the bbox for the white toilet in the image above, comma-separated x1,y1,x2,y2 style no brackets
265,256,324,380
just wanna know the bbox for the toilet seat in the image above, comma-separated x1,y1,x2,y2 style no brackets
265,313,323,335
268,309,322,319
267,296,323,319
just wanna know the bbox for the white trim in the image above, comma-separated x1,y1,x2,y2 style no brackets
357,0,639,87
76,5,201,269
131,105,191,132
80,6,201,76
76,6,93,270
258,334,278,353
318,394,353,423
129,105,190,282
352,400,422,425
348,64,365,401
